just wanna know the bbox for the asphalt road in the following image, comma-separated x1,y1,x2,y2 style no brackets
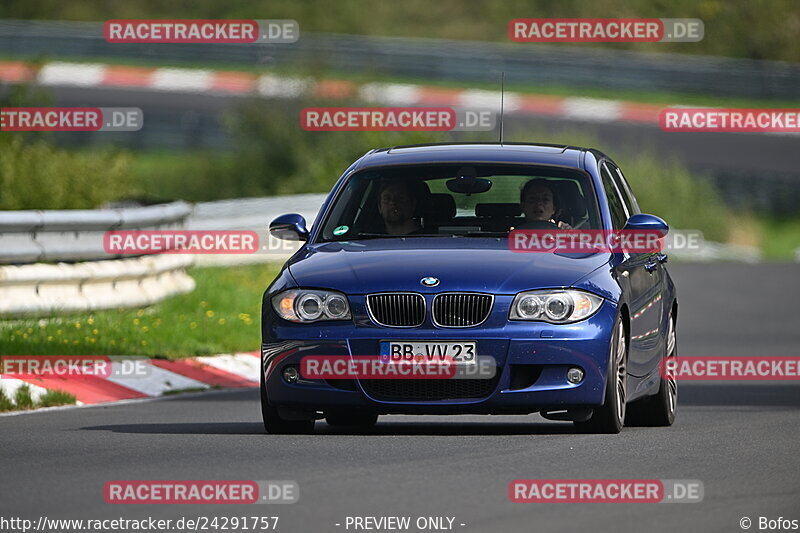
2,263,799,533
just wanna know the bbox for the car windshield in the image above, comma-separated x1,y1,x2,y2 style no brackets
317,164,601,242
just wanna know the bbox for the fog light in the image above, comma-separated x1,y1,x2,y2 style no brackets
567,367,584,384
282,366,299,383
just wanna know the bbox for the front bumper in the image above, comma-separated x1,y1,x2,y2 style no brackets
262,300,617,415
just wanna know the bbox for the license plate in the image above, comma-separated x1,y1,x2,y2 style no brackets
379,341,477,365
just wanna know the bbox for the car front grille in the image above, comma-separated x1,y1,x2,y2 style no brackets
360,373,500,401
432,293,493,327
366,293,425,327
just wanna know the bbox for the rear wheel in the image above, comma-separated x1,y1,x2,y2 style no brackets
575,318,627,434
626,313,677,427
325,410,379,427
260,371,315,435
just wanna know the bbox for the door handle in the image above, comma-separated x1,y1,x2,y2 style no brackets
644,259,658,273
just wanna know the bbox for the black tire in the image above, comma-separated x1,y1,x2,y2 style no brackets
575,317,627,434
626,313,677,427
260,370,315,435
325,411,379,427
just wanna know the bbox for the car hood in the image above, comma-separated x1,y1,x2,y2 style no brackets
287,238,610,295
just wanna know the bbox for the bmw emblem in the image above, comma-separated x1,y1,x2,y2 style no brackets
421,277,440,287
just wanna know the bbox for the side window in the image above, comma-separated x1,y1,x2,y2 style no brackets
607,162,640,215
600,163,627,229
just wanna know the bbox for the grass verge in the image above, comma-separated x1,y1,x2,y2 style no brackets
757,217,800,261
0,385,76,412
0,263,283,359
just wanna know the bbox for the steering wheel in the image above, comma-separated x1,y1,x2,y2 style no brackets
519,220,559,230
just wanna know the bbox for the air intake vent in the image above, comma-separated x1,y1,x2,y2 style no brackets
366,293,425,327
432,293,493,327
360,374,500,401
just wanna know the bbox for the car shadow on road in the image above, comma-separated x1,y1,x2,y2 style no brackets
316,421,577,436
678,384,800,407
81,419,577,436
82,423,266,435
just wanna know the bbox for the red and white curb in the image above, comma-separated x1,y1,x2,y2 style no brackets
0,352,260,408
0,60,663,125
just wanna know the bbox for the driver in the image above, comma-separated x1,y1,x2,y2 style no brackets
518,179,572,229
377,179,423,235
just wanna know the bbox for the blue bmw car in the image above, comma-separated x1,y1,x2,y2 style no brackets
261,143,677,434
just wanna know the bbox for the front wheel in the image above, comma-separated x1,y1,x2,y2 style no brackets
626,313,677,427
575,318,627,434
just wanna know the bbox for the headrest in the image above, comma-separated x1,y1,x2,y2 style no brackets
426,193,456,219
409,181,432,217
475,203,522,218
552,181,587,219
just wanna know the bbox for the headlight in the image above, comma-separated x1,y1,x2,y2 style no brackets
510,289,603,324
272,289,351,323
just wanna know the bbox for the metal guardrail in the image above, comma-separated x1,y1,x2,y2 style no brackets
0,254,195,316
0,201,192,264
1,19,799,99
0,201,195,316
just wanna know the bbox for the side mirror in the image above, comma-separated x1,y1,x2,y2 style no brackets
270,213,309,241
623,213,669,236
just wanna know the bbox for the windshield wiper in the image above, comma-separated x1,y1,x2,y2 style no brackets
352,232,444,239
334,232,437,240
459,231,510,238
343,232,395,240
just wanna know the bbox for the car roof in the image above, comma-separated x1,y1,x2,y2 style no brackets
351,142,595,171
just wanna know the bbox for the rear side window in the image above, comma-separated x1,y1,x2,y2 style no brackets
600,163,628,229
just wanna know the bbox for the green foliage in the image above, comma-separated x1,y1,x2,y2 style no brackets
0,136,134,209
0,84,135,210
0,389,14,411
13,384,34,409
0,385,76,411
226,99,448,196
38,389,77,407
757,217,800,260
3,0,799,61
615,153,730,242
